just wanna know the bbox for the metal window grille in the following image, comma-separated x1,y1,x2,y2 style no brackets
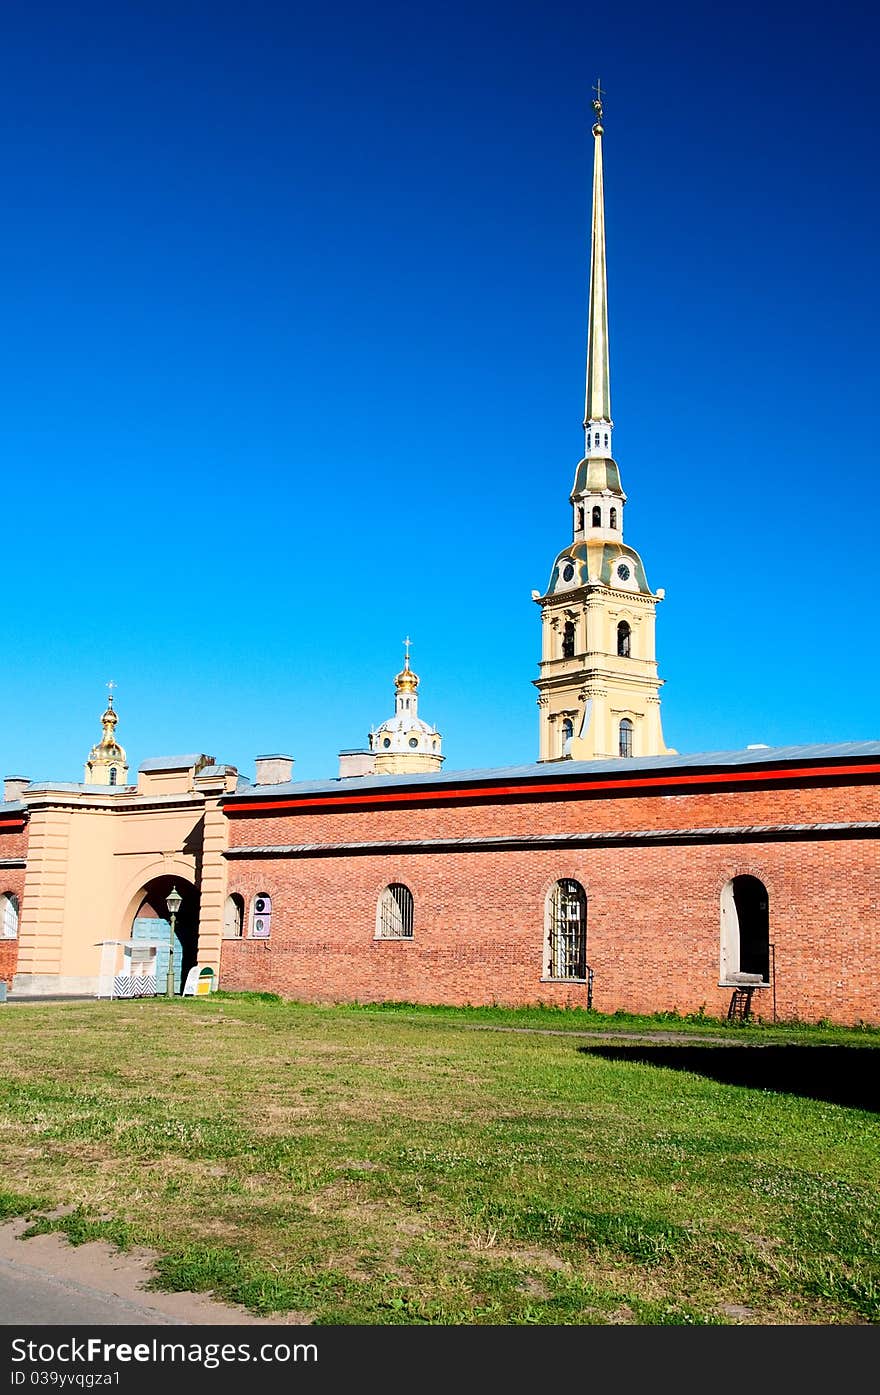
378,884,414,939
549,880,586,979
619,719,633,757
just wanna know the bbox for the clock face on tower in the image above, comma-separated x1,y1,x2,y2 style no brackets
616,563,631,582
562,563,575,582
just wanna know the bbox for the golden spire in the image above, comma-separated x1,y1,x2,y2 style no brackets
584,79,612,431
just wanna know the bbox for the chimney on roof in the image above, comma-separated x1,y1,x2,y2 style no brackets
254,754,294,785
4,777,30,802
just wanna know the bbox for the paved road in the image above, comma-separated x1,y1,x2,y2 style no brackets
0,1254,189,1325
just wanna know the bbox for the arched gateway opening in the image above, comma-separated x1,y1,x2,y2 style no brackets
130,876,199,995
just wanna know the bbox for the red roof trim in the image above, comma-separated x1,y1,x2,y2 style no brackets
0,817,26,830
223,761,880,817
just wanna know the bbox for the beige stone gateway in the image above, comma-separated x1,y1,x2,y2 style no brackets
12,726,240,997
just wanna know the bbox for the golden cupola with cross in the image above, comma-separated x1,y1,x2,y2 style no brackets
533,86,673,763
369,641,444,775
84,685,129,786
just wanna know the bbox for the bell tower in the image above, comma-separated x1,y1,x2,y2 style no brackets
84,682,129,786
533,87,673,762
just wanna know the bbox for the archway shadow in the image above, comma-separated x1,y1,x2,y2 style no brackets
578,1044,879,1112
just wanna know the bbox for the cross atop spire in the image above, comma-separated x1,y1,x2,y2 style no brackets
403,636,412,661
592,77,605,123
106,678,116,708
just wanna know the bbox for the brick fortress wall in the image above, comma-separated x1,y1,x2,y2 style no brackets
218,767,880,1025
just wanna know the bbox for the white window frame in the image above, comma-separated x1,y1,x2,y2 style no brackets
0,893,19,939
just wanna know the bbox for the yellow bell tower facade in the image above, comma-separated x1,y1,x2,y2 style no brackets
533,90,673,763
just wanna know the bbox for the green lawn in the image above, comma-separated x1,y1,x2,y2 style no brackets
0,995,877,1325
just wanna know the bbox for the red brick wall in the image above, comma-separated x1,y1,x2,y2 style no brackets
219,776,880,1025
226,777,880,848
0,821,28,987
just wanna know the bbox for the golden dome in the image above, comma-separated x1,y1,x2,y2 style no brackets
395,655,419,693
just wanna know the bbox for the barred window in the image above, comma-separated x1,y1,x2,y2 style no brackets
546,880,587,979
376,883,414,939
617,621,631,657
619,718,634,757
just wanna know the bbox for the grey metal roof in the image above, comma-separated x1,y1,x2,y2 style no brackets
0,801,25,813
227,740,880,800
138,754,212,772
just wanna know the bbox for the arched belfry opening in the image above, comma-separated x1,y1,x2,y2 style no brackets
129,875,199,994
720,875,770,986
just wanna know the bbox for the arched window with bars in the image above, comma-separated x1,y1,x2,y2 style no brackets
545,880,587,979
376,884,414,939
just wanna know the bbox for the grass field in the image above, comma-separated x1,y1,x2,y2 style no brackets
0,994,877,1325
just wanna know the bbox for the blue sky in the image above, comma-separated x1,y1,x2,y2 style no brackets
1,0,878,785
